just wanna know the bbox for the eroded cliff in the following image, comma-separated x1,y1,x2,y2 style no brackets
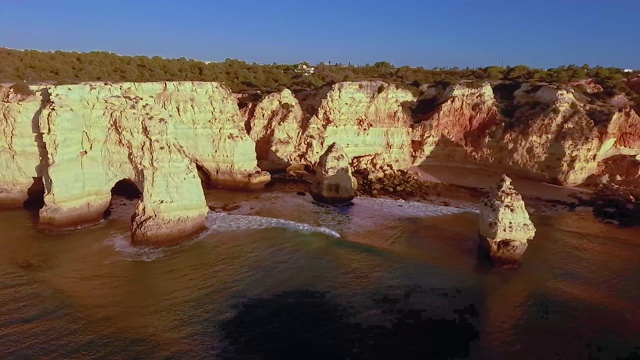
413,81,640,186
1,78,639,246
0,86,46,207
1,81,270,246
246,81,416,175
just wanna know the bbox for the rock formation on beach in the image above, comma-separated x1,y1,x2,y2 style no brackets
300,81,415,174
1,77,639,246
478,175,536,266
1,81,270,247
413,82,640,186
246,81,416,175
244,89,306,172
310,142,357,205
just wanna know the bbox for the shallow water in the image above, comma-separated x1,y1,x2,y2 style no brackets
0,192,639,359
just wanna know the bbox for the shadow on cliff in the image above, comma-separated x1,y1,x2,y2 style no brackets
415,134,479,167
217,288,480,360
23,88,51,219
23,177,45,211
196,163,216,190
538,117,571,185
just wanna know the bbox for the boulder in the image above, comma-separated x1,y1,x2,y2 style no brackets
310,143,357,205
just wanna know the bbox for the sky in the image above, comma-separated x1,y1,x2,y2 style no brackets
1,0,638,69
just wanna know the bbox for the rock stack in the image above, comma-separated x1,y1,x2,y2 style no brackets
478,174,536,267
310,143,357,205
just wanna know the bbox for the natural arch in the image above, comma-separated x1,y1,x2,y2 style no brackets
110,179,142,199
104,179,142,220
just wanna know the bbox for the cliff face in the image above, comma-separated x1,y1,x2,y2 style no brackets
413,82,640,186
246,81,416,174
1,79,639,247
0,86,45,207
413,82,500,164
243,79,638,188
303,81,415,173
1,81,270,246
244,89,306,172
493,85,603,185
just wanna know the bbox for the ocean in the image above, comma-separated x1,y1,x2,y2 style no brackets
0,191,639,359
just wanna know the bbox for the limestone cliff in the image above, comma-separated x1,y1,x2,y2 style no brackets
244,89,305,171
0,85,45,207
2,81,270,246
310,142,357,204
413,82,500,164
302,81,415,173
243,80,639,187
492,85,603,185
2,79,639,247
413,82,640,186
244,81,416,175
478,175,535,266
586,155,640,188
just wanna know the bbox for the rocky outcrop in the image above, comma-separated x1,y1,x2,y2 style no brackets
1,81,270,247
246,81,416,175
478,175,536,267
585,155,640,188
413,82,640,186
494,85,603,185
570,79,604,94
244,89,305,171
302,81,415,174
310,143,357,204
243,80,639,187
413,82,500,163
2,79,639,247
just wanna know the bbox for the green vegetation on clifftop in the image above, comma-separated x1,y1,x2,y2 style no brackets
1,48,637,98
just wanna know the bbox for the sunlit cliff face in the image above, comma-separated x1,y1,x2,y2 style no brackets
1,80,638,246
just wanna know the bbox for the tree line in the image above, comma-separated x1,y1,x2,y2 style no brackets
1,48,637,97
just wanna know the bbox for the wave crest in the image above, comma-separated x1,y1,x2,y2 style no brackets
205,212,341,238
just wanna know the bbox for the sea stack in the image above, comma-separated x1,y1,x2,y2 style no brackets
310,143,357,205
478,174,536,267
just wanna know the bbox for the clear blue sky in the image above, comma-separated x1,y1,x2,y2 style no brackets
1,0,638,69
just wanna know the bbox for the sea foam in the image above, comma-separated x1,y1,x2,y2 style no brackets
205,212,341,238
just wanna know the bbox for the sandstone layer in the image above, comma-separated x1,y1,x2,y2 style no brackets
478,175,536,266
310,142,357,204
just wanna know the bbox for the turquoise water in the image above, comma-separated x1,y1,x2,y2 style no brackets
0,193,639,359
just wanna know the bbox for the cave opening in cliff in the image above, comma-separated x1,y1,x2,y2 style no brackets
110,179,142,200
23,176,45,211
104,179,142,219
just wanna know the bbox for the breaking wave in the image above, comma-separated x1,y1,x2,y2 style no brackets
205,212,341,238
104,234,167,262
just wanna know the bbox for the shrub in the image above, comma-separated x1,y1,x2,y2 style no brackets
9,82,34,96
570,102,580,111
